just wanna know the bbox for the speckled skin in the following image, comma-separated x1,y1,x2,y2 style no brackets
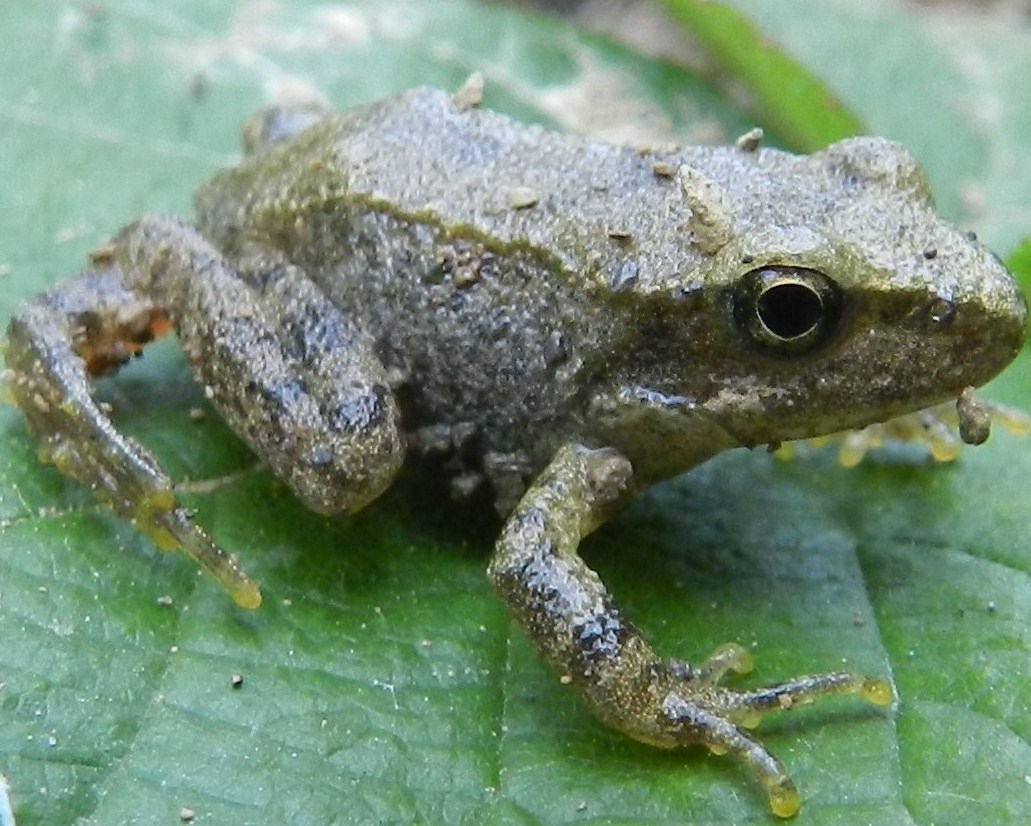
194,88,1025,496
3,87,1026,817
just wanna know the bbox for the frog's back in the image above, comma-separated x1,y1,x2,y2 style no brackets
195,87,721,291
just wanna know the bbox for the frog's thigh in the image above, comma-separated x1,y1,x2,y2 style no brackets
487,443,891,818
114,215,406,514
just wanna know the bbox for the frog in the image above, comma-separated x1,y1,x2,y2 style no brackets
2,83,1026,818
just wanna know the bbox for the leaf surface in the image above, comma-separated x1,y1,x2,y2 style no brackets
0,2,1029,824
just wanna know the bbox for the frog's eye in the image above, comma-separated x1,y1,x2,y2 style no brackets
733,267,842,353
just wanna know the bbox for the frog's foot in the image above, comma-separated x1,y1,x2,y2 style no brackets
778,387,1028,467
488,443,892,817
652,654,891,817
2,266,262,608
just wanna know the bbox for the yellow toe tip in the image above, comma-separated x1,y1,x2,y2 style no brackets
231,581,263,610
861,677,893,707
768,779,800,818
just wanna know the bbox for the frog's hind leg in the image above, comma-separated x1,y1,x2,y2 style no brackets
487,443,892,817
3,215,404,607
2,259,261,606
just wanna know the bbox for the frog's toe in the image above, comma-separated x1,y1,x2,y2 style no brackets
155,507,262,609
717,670,893,722
785,391,1028,467
650,663,892,815
695,642,754,683
766,776,802,819
661,690,800,817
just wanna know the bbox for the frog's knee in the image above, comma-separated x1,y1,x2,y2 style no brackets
272,381,406,516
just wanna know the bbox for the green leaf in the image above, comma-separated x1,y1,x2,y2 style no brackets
1008,240,1031,295
660,0,864,151
721,0,1031,255
1,1,1030,824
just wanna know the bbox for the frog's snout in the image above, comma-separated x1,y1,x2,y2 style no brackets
984,263,1027,353
951,259,1028,386
1008,279,1028,343
1009,288,1028,350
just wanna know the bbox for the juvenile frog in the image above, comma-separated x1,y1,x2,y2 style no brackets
3,86,1026,817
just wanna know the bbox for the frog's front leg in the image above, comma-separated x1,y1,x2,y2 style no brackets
3,215,404,607
487,444,892,818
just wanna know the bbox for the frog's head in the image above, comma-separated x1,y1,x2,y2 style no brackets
703,136,1025,448
599,137,1026,469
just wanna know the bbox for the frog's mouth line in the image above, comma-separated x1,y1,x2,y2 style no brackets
696,410,751,451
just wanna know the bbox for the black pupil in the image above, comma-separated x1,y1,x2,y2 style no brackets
756,282,824,340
